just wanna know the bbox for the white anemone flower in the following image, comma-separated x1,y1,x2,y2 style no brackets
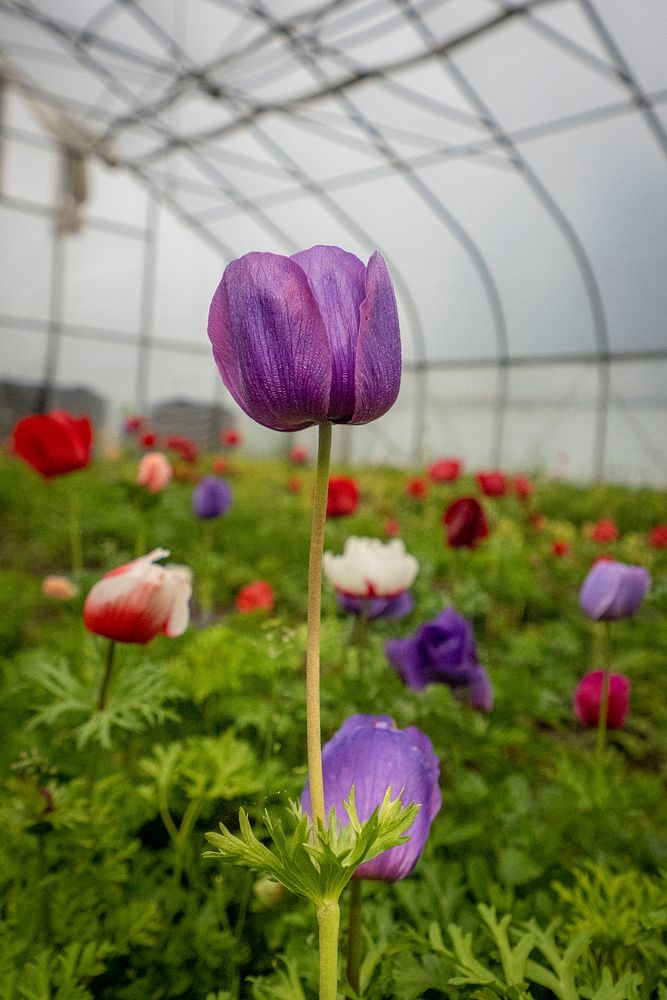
323,536,418,598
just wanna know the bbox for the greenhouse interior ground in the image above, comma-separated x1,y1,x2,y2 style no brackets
1,2,666,999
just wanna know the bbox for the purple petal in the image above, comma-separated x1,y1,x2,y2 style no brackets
386,635,427,690
468,666,494,712
350,252,401,425
579,562,650,620
291,246,366,422
337,590,413,620
208,253,332,431
302,715,441,882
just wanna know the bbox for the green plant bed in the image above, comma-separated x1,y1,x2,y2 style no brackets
0,454,665,999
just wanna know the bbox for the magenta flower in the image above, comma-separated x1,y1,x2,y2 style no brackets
579,560,650,620
208,245,401,431
574,671,629,728
302,714,441,882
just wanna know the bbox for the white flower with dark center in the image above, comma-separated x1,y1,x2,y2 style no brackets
323,537,418,598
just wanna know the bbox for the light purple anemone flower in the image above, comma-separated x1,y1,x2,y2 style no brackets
207,246,401,432
302,714,441,882
579,560,650,621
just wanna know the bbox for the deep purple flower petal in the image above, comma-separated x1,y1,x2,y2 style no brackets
350,252,401,425
386,635,427,690
291,246,367,421
337,590,413,620
302,715,441,882
208,253,332,431
468,666,494,712
579,562,651,620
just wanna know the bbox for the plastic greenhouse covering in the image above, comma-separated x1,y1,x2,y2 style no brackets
1,0,666,484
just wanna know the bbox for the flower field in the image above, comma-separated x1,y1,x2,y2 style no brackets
1,448,666,1000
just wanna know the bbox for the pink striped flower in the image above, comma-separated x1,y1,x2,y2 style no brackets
83,548,191,644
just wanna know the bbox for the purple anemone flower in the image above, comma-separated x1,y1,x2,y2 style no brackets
193,477,232,519
207,246,401,432
337,590,413,620
468,665,494,712
579,561,650,620
302,714,441,882
386,607,493,712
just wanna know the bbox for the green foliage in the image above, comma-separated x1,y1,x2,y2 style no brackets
0,455,666,997
206,789,419,905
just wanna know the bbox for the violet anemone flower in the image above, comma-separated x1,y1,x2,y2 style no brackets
193,477,232,519
208,246,401,431
579,560,650,621
323,536,418,620
302,714,441,882
386,607,493,712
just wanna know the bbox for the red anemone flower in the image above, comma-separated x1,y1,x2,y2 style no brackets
406,478,428,499
326,476,360,517
476,471,507,497
235,580,275,613
222,428,243,448
428,458,462,483
591,519,618,543
442,497,488,549
12,410,92,478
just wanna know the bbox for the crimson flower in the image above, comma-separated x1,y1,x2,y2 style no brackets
476,471,507,497
327,476,359,518
222,428,242,448
574,671,629,728
428,458,462,483
83,549,191,644
166,434,199,465
406,478,428,499
124,415,144,434
514,475,533,501
442,497,488,549
208,245,400,431
140,431,157,448
552,540,570,557
12,410,92,479
591,519,618,543
235,580,274,613
650,524,667,548
289,445,308,464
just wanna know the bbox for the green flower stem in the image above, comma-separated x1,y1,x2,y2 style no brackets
346,879,362,998
67,485,83,574
306,421,332,833
198,520,216,619
595,620,613,771
317,899,341,1000
97,640,116,711
135,509,146,558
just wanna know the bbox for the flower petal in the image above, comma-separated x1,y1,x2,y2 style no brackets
350,252,401,424
208,252,332,431
291,245,367,421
